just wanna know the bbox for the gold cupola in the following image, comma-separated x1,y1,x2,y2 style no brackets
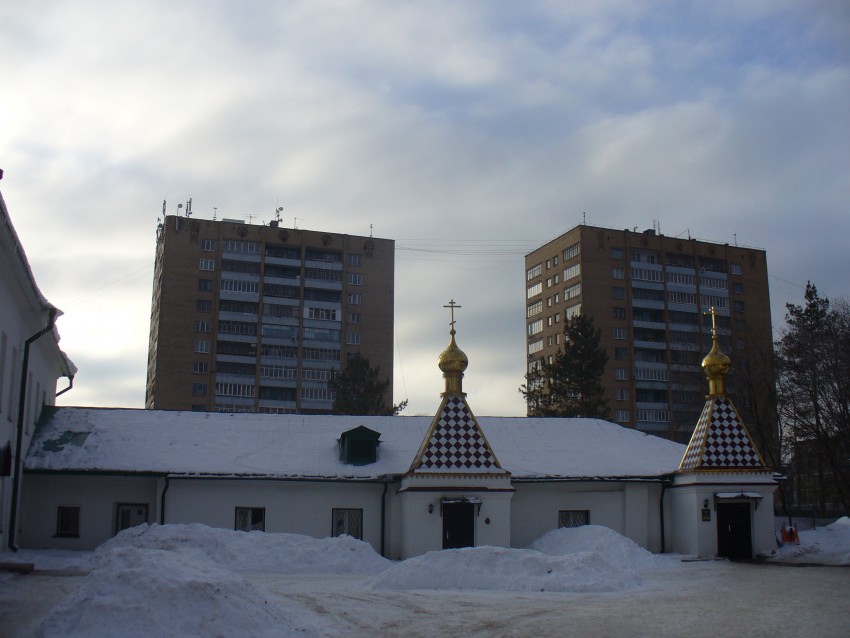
702,306,731,398
438,300,468,395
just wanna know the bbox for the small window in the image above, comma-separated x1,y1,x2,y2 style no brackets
116,503,148,534
56,506,80,537
612,267,624,280
198,278,213,292
332,508,363,540
612,286,625,300
348,293,362,305
613,307,626,320
191,382,207,396
558,510,589,528
348,312,361,324
193,361,209,374
613,328,626,340
348,273,363,286
610,247,624,259
235,507,265,532
196,299,213,312
199,259,215,271
731,264,742,275
733,282,744,294
614,347,628,360
194,340,210,354
347,333,361,345
615,368,628,381
349,254,362,266
733,300,745,313
201,239,216,251
616,409,630,422
616,388,629,401
195,320,211,333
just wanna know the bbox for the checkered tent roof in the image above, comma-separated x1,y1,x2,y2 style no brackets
679,397,765,471
411,395,503,472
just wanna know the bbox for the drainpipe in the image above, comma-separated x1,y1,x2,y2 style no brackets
380,479,389,558
160,476,171,524
56,374,75,397
659,478,670,553
8,308,58,552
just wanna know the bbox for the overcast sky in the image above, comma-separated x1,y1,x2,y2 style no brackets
2,1,848,416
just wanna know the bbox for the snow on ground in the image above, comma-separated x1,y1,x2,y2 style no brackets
3,522,850,637
771,516,850,565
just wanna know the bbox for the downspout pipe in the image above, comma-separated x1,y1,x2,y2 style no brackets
8,308,58,552
380,479,389,558
160,476,171,524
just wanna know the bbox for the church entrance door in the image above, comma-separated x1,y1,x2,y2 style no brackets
442,502,475,549
716,502,752,559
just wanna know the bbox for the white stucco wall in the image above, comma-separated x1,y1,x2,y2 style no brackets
163,478,390,555
508,481,664,552
20,473,158,550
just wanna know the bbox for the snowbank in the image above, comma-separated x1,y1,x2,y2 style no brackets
772,516,850,565
97,523,391,575
529,524,657,569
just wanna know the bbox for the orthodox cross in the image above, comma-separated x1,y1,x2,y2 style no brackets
444,299,461,334
703,306,718,340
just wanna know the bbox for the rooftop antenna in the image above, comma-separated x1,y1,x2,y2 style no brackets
370,224,373,238
733,233,737,246
582,211,586,225
185,198,192,217
275,207,283,223
162,200,166,216
294,217,302,229
247,214,255,224
177,203,183,215
213,207,217,221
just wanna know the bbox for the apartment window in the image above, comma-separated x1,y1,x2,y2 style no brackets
733,282,744,294
547,335,553,346
307,307,338,321
527,282,543,299
613,328,626,340
564,304,581,320
194,340,210,354
199,259,215,271
616,388,629,401
347,333,361,345
632,268,662,282
348,273,363,286
563,242,581,261
235,507,265,532
558,510,589,528
527,263,542,280
554,293,560,304
348,293,362,305
201,239,216,251
610,247,624,259
553,255,559,266
546,259,552,270
637,409,669,423
735,318,747,330
563,263,581,281
616,409,630,423
613,307,626,320
528,339,543,355
546,277,552,288
191,383,207,396
196,299,212,312
216,383,255,397
615,368,628,380
198,278,213,292
193,361,209,374
547,316,553,327
612,286,625,300
224,240,259,254
547,297,553,308
700,295,727,309
222,279,260,294
565,283,581,300
195,320,211,333
332,508,363,540
55,506,80,537
528,320,543,336
614,347,628,360
301,387,333,401
612,267,624,280
731,264,743,275
527,300,543,317
348,312,361,324
349,254,362,266
734,300,745,313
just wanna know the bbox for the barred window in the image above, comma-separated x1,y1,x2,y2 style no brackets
235,507,265,532
558,510,589,528
332,508,363,540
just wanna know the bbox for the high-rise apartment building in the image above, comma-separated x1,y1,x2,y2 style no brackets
524,224,773,443
146,215,394,414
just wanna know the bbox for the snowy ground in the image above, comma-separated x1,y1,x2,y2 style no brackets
2,521,849,638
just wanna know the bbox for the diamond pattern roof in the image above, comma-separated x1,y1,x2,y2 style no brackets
679,397,766,471
410,395,504,473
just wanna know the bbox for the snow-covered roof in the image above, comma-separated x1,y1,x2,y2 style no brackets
25,407,687,480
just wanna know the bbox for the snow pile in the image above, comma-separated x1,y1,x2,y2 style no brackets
373,526,653,593
97,523,391,575
529,524,657,569
30,546,328,638
773,517,850,565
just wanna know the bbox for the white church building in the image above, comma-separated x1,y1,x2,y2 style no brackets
18,313,776,560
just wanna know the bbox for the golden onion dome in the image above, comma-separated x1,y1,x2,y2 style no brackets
702,337,731,397
438,331,469,374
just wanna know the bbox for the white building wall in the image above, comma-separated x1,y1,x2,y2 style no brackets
20,473,158,550
164,479,389,555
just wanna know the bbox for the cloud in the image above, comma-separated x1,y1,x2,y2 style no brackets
1,1,847,416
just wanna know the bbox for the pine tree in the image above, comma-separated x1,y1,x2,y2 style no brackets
520,314,610,418
329,354,406,416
